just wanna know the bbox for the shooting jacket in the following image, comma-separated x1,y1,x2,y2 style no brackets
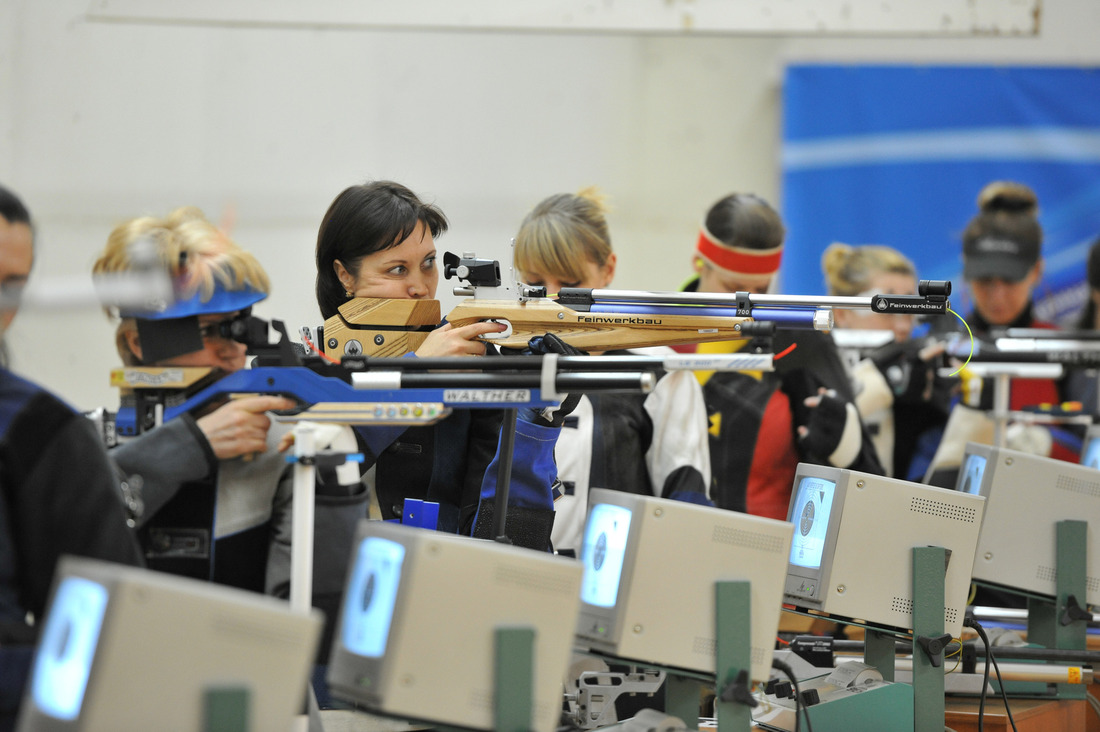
99,395,369,655
694,328,885,519
356,406,564,551
0,369,141,623
549,347,712,554
1,369,141,719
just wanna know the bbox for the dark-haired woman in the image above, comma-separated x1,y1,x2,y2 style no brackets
315,180,567,549
681,193,883,520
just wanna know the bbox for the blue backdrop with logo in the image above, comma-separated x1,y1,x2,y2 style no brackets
780,65,1100,324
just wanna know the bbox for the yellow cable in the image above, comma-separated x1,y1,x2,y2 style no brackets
947,307,975,377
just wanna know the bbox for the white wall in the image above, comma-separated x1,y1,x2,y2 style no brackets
3,0,1099,409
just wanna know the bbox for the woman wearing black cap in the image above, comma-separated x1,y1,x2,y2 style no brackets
961,181,1047,335
954,181,1078,463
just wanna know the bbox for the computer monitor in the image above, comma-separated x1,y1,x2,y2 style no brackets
17,556,321,732
574,488,794,683
784,464,985,638
955,442,1100,605
326,520,583,732
1080,424,1100,470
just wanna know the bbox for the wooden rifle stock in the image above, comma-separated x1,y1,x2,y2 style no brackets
321,297,440,358
446,298,753,351
321,296,755,356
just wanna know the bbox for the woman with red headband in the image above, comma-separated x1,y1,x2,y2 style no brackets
682,193,884,520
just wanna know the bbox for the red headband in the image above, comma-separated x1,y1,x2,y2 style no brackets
696,228,783,276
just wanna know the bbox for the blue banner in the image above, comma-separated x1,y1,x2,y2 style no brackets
780,65,1100,324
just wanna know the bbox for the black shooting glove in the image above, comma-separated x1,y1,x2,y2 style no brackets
870,338,943,407
522,332,585,428
797,389,864,468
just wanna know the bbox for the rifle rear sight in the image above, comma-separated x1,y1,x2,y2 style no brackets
443,251,501,287
918,280,951,298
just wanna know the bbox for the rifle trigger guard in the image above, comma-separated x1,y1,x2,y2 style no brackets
480,318,512,340
541,353,563,402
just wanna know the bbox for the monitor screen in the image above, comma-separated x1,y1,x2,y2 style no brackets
341,536,406,659
30,576,109,721
958,453,988,496
579,503,632,608
1082,435,1100,471
789,476,836,571
18,556,321,732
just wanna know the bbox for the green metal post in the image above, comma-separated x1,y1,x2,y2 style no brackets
864,630,896,682
1027,593,1056,647
1051,517,1086,700
715,580,753,732
1054,520,1088,699
664,674,703,729
1028,520,1088,700
495,626,535,732
204,686,249,732
911,546,946,732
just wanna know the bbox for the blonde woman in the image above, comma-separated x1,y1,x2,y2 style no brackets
514,188,711,554
822,242,951,479
93,208,367,617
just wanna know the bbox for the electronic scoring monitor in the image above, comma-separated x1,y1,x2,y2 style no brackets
17,556,321,732
955,442,1100,605
784,464,986,638
574,488,795,683
326,520,583,732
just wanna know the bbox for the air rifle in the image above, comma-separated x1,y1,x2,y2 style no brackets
110,321,671,438
318,251,952,358
109,318,786,438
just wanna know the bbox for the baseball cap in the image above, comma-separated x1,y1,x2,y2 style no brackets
962,235,1039,282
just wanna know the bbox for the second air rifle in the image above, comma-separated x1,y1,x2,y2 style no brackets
107,315,774,438
318,251,952,358
108,319,670,438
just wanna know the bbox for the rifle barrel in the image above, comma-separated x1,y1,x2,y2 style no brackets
352,371,657,393
567,287,948,315
343,354,775,373
586,303,824,329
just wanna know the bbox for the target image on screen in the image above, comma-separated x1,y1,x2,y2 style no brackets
789,477,836,570
342,537,406,659
1082,437,1100,471
959,453,988,495
580,503,632,608
30,576,109,721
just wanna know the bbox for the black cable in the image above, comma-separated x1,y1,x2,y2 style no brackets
964,615,1018,732
770,658,815,732
986,646,1019,732
492,408,517,543
966,617,990,732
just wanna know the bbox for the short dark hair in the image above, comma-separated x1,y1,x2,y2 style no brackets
0,183,32,228
704,193,784,251
315,181,448,319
